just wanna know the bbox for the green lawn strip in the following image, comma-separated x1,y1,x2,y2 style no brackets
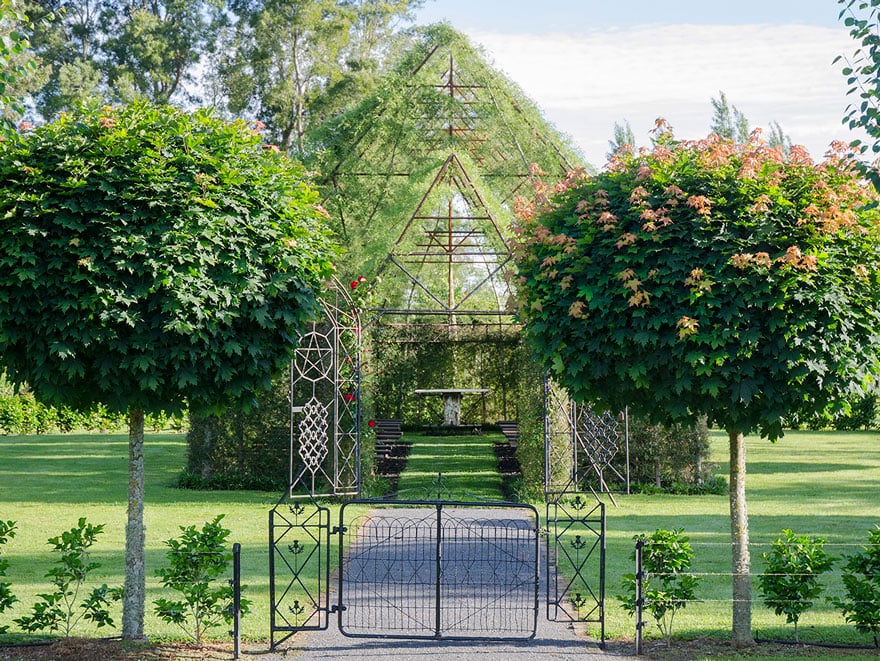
0,432,353,642
3,428,879,653
394,431,505,501
593,429,880,649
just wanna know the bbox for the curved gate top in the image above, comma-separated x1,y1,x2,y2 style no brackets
287,277,361,499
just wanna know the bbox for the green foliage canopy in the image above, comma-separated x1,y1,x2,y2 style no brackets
838,0,880,172
513,125,880,440
0,101,335,416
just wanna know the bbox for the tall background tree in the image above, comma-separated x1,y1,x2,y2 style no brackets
837,0,880,188
219,0,422,156
607,119,635,159
23,0,224,118
0,0,46,125
513,124,880,645
0,102,336,638
710,91,749,143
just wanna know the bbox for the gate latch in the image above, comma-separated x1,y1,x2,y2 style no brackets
330,604,347,613
331,525,348,535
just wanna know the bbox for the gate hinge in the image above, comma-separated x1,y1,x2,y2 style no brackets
330,604,347,613
331,525,347,534
539,527,550,538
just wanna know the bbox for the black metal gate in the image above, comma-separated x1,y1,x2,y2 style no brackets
337,499,539,640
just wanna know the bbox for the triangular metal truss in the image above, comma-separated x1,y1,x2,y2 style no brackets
375,153,513,320
327,42,577,325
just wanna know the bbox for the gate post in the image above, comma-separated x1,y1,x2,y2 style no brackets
434,501,443,639
635,537,645,655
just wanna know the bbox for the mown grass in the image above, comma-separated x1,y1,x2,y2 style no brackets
0,432,295,642
394,431,505,500
1,427,878,657
595,429,880,651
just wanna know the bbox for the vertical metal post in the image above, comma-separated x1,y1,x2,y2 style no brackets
434,502,443,639
635,538,645,655
624,407,631,495
599,502,607,648
231,542,241,659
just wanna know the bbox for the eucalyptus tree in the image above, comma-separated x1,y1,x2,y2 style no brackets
100,0,226,104
0,101,335,639
24,0,224,117
0,0,46,125
513,125,880,645
221,0,422,156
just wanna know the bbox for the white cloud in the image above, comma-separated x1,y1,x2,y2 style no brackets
464,24,864,166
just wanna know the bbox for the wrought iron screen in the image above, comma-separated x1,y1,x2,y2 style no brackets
288,279,361,498
543,377,628,496
337,500,539,640
546,495,605,645
269,497,331,649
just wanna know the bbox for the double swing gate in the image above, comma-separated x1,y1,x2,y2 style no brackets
269,281,610,649
269,493,605,649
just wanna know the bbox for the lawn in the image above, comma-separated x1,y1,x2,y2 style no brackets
0,432,285,642
394,431,506,500
0,427,878,657
599,429,880,651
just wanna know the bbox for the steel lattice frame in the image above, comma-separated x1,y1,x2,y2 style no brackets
543,376,629,496
288,278,361,499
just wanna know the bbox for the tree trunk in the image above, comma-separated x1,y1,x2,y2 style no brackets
123,405,146,640
729,429,754,647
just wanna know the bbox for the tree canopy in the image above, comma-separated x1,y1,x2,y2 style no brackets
513,124,880,644
0,102,336,638
0,101,335,416
513,126,880,441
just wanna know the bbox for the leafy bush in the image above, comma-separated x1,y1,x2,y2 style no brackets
153,515,249,642
758,529,834,642
184,373,290,492
623,415,713,491
620,528,701,646
0,520,16,634
14,518,121,636
831,526,880,648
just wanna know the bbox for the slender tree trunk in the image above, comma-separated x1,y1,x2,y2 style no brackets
729,429,754,647
123,405,146,640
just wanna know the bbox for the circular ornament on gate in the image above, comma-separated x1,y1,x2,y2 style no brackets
295,329,334,383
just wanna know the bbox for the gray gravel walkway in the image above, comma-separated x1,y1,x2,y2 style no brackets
252,504,639,660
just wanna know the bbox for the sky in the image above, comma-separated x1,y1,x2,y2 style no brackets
412,0,865,168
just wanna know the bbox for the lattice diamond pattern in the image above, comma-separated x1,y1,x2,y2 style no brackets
298,397,329,471
576,405,619,470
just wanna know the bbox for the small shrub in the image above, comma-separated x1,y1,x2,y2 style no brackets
619,528,701,646
0,520,17,633
14,518,121,636
830,526,880,648
758,529,834,642
153,515,250,643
